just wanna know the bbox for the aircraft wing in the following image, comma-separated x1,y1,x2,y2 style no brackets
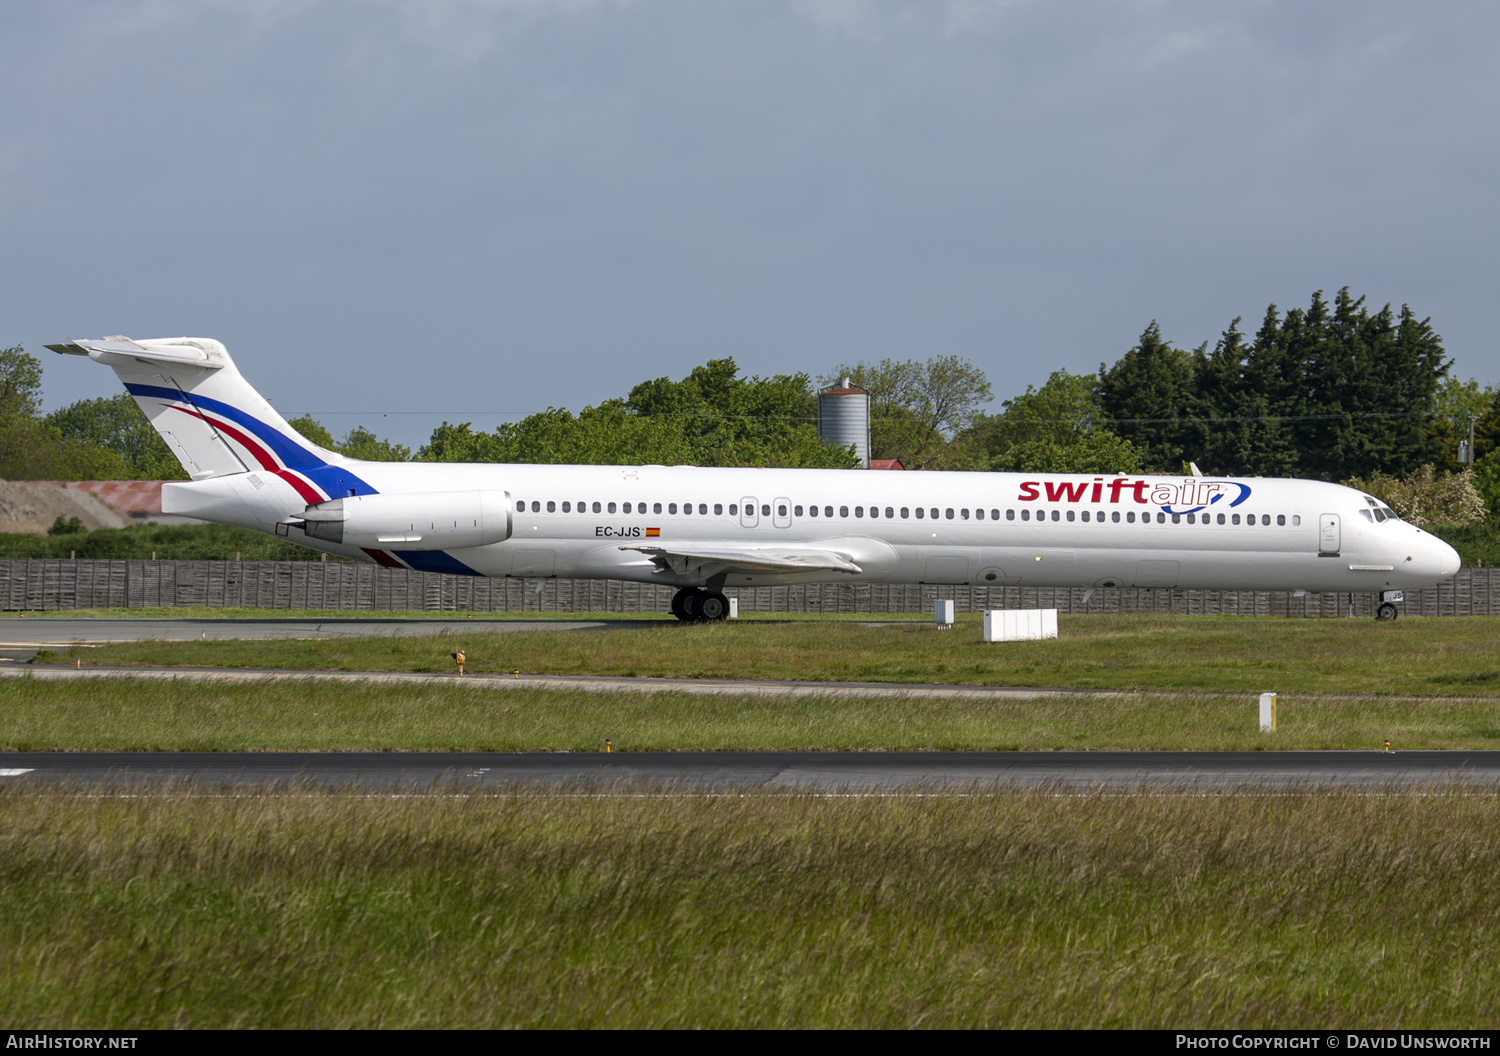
619,544,862,576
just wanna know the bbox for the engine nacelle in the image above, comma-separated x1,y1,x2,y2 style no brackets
299,490,512,549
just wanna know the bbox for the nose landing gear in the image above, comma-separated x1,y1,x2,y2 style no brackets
1376,602,1398,621
671,588,730,622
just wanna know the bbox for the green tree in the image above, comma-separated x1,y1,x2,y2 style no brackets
1295,290,1449,481
336,426,411,462
972,369,1142,473
44,392,186,479
1096,321,1197,472
287,415,337,450
0,345,42,419
418,359,856,469
286,415,409,462
1473,399,1500,464
821,356,992,470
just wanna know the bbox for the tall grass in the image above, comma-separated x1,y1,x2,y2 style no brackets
4,676,1500,751
62,613,1500,697
2,787,1498,1027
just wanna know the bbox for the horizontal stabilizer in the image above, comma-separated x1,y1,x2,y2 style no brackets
46,337,220,370
619,544,862,576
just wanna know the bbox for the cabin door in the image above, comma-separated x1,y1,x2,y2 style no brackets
1318,513,1341,556
740,497,759,528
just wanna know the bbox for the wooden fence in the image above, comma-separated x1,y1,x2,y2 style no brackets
3,559,1496,617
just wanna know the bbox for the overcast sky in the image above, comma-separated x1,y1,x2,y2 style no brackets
4,0,1497,447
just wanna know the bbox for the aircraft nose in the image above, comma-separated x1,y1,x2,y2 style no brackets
1436,539,1461,578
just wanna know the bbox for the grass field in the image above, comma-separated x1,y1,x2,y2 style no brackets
49,613,1500,698
4,676,1500,751
3,606,919,621
2,786,1497,1028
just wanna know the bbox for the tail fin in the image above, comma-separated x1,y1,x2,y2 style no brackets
48,336,376,502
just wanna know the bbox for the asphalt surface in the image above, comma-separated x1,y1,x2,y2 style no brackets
1,750,1496,790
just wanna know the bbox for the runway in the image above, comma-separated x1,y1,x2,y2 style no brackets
2,750,1497,790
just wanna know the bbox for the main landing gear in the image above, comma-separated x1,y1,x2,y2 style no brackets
671,588,730,622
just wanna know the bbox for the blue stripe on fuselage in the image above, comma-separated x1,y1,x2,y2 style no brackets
391,549,483,577
125,382,379,497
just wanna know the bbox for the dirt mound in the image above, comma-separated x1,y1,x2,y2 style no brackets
0,481,132,534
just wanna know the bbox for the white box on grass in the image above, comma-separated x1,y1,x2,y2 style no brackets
983,609,1058,642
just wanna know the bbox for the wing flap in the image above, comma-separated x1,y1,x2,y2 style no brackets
619,544,861,575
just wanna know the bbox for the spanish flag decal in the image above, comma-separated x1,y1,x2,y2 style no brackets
646,527,661,537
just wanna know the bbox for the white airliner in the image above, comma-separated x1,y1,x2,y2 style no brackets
50,336,1461,622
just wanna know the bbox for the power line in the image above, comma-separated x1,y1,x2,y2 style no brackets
285,409,1451,424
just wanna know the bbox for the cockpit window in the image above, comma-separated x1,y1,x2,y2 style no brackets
1380,505,1399,522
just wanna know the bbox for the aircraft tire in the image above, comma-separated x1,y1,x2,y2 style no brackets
698,592,729,621
679,589,704,622
670,589,695,622
1376,602,1398,621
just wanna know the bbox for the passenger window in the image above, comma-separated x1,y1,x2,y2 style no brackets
714,503,723,515
975,509,984,521
885,507,894,519
1277,514,1286,526
1262,514,1271,525
683,503,692,515
1021,509,1030,521
1292,515,1301,526
960,509,970,520
840,506,849,518
699,504,708,515
1112,511,1120,523
1157,513,1166,524
1066,510,1075,522
945,509,954,520
1007,509,1015,521
991,509,1000,520
761,505,770,517
1081,510,1089,522
578,501,587,513
607,502,616,514
561,501,570,513
1217,513,1225,525
668,503,678,514
808,505,818,517
776,505,786,517
516,500,525,512
901,508,910,518
1231,514,1240,524
654,502,663,514
931,508,940,519
728,504,737,515
1126,512,1135,523
794,505,803,516
824,506,833,517
1051,510,1060,522
622,502,631,514
855,507,864,518
1185,513,1193,524
916,508,924,519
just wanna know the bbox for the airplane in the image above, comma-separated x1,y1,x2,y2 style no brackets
48,335,1461,622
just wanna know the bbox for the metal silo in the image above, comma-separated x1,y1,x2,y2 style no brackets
818,378,870,468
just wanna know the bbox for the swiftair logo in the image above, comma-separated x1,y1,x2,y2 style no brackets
1017,477,1253,513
